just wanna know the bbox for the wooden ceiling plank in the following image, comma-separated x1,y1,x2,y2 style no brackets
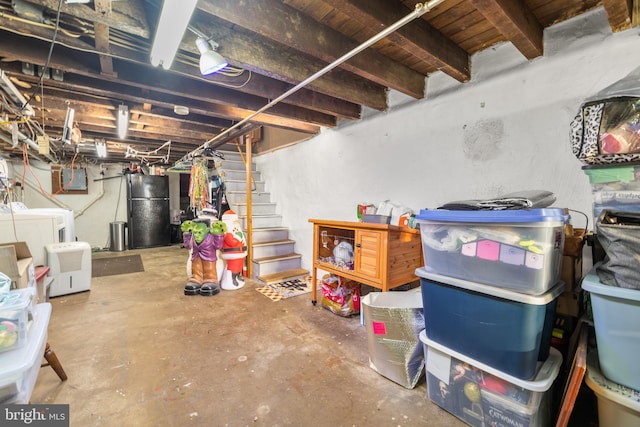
187,16,386,111
35,0,149,37
0,35,337,129
315,0,470,82
601,0,633,31
0,22,363,119
470,0,544,59
197,0,426,99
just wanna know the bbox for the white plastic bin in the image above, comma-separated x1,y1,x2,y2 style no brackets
420,331,562,427
0,303,50,404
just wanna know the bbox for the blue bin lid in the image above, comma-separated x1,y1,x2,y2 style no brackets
416,208,568,224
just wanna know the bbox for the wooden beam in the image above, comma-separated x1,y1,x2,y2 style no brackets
94,23,116,77
0,23,362,119
188,16,387,111
197,0,426,99
35,0,150,37
470,0,544,59
0,36,333,131
602,0,634,31
316,0,470,82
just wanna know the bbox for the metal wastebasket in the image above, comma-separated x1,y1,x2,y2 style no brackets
362,291,425,389
109,221,127,252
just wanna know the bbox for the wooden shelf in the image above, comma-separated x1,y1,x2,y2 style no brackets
309,219,423,304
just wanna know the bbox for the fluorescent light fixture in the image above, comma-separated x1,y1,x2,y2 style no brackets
150,0,198,70
117,104,129,139
0,68,34,116
196,38,228,75
95,141,107,158
61,107,75,144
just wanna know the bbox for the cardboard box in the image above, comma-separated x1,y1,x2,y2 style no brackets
0,242,35,290
556,288,582,318
560,255,582,292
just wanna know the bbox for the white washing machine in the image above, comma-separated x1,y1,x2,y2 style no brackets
46,241,91,297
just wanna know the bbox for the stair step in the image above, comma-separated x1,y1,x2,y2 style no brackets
225,180,266,192
253,253,301,263
258,268,310,284
252,239,296,258
251,227,290,243
226,191,272,204
240,214,282,228
222,169,262,181
252,253,302,278
234,202,276,216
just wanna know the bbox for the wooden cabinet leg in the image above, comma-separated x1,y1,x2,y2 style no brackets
311,267,317,305
43,343,68,381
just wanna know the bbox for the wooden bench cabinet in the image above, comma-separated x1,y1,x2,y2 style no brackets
309,219,423,304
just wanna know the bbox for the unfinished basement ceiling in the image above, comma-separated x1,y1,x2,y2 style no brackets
0,0,636,165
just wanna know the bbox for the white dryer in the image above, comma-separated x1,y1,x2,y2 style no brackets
6,203,75,242
46,241,91,297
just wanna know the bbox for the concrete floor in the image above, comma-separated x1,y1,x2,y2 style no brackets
31,245,466,427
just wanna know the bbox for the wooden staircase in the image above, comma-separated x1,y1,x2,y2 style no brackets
220,150,308,282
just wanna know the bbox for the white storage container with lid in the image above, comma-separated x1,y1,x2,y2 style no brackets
420,331,562,427
0,288,35,353
0,303,50,404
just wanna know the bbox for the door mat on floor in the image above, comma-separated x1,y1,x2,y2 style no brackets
92,254,145,277
256,276,318,302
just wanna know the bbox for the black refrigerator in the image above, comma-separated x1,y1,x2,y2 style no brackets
126,174,171,249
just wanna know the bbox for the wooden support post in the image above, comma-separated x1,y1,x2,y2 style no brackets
244,134,253,279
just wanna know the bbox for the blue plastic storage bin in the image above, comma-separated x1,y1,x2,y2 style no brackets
415,208,568,295
417,268,564,380
582,266,640,392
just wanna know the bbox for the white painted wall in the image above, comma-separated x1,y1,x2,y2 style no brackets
254,7,640,272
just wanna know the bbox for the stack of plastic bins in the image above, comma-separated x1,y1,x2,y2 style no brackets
582,162,640,219
419,331,562,427
414,208,567,424
581,265,640,426
416,268,564,380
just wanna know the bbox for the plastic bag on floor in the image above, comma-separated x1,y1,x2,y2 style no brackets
321,274,361,317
